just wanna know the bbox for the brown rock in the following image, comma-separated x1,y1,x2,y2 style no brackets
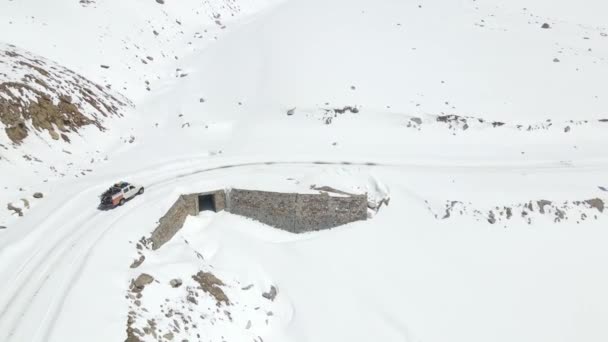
131,273,154,292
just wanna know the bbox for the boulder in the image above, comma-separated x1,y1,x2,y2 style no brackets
131,273,154,292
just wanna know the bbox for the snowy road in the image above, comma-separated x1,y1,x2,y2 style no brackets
0,155,607,341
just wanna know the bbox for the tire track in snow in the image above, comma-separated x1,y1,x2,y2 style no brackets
0,186,104,322
2,157,608,341
36,190,168,342
0,210,101,342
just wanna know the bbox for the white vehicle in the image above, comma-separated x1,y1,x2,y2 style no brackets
99,181,145,209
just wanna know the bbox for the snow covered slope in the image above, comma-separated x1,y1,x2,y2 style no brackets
0,0,281,100
1,0,608,341
0,43,130,145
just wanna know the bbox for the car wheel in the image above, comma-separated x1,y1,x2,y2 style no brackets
119,198,126,206
138,187,144,195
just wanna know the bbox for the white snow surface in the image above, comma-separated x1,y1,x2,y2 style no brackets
1,0,608,341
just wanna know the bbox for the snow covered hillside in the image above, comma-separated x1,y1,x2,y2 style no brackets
1,0,608,341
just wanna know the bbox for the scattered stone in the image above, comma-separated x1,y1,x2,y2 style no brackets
241,284,254,290
262,285,277,301
100,65,110,69
286,108,296,116
553,58,560,63
564,126,571,133
170,278,183,288
541,23,551,29
156,0,165,4
163,332,174,340
0,226,6,229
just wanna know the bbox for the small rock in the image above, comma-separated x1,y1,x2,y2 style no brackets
0,226,6,230
410,117,423,125
163,332,174,340
156,0,165,4
7,203,23,217
33,192,43,199
564,126,571,133
286,108,296,116
262,285,277,301
130,255,145,268
553,58,560,63
132,273,154,292
541,23,551,29
170,278,183,288
100,65,110,69
487,211,496,224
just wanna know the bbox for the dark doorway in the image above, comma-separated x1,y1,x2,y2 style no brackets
198,194,216,212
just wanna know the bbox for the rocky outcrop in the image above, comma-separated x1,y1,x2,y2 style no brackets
0,43,131,144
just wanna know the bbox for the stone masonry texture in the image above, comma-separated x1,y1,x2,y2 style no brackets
150,195,197,250
149,189,368,249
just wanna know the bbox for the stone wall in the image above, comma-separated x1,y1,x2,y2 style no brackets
294,193,368,232
149,188,368,250
226,190,297,231
212,190,226,212
149,195,198,250
226,189,367,233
